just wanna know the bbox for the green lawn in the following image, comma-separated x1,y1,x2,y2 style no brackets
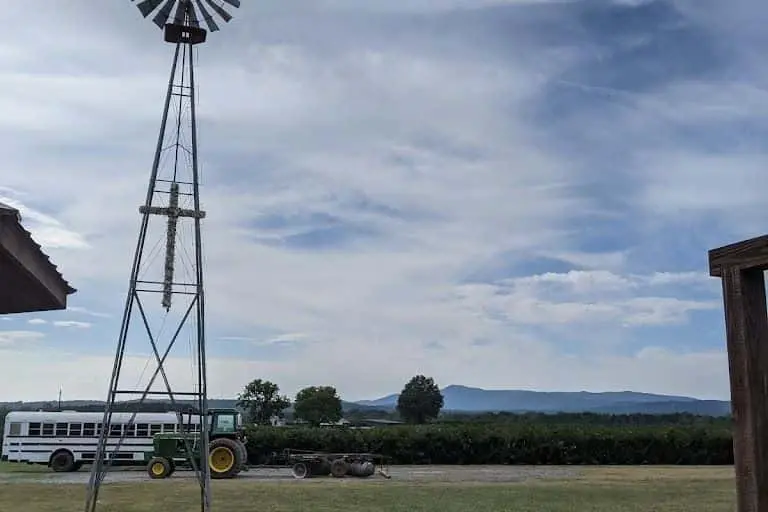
0,466,737,512
0,461,48,475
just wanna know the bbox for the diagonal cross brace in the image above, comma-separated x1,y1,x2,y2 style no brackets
133,293,204,483
139,182,206,310
95,294,205,487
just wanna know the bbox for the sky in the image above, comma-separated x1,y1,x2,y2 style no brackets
1,0,766,403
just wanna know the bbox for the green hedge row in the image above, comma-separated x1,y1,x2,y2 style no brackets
243,424,734,465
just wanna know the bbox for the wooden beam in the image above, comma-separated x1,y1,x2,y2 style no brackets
720,267,768,512
709,234,768,277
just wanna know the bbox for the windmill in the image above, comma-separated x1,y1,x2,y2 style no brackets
84,2,240,511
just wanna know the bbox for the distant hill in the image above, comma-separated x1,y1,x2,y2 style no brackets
354,385,731,416
1,385,731,417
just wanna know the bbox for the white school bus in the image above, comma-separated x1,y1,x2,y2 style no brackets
1,410,201,472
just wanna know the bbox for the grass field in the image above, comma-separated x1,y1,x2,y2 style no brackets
0,464,737,512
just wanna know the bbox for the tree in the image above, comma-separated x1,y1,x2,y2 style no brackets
397,375,444,424
236,379,291,425
293,386,343,426
0,407,7,434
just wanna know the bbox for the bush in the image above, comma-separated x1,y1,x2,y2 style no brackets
244,424,734,465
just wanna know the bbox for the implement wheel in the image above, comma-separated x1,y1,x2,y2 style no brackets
291,461,310,479
147,457,172,479
209,438,243,479
330,458,349,478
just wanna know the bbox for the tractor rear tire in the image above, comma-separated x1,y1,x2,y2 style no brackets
167,459,176,477
208,438,243,479
147,457,172,479
235,440,249,471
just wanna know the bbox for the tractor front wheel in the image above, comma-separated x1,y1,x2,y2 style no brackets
208,438,243,479
147,457,172,479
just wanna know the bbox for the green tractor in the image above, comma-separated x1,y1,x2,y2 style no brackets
145,408,249,480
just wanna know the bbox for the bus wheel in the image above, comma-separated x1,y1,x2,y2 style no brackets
50,450,76,472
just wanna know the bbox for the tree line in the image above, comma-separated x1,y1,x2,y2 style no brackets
236,374,444,426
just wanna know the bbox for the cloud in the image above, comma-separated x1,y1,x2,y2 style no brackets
454,269,717,328
27,319,47,325
0,342,729,402
0,190,88,250
67,307,112,319
0,331,44,348
52,321,92,329
0,0,748,402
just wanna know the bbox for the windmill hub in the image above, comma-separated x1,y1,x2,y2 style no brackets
133,0,241,42
165,23,207,45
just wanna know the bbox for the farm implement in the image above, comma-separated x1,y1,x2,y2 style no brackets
258,448,392,479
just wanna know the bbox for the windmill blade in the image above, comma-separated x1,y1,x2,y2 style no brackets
152,0,177,28
194,0,220,31
172,0,199,26
132,0,238,31
203,0,233,23
172,0,186,25
135,0,165,18
186,1,201,28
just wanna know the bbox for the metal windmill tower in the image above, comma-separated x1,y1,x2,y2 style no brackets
84,2,240,511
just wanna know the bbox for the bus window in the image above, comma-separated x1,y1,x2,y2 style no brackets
9,423,21,436
136,424,149,437
150,424,162,435
28,423,41,436
55,423,68,436
109,424,122,437
83,423,95,436
162,424,176,433
42,423,54,436
124,424,136,437
69,423,82,436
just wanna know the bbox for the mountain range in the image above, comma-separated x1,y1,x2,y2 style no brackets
1,385,731,416
353,385,731,416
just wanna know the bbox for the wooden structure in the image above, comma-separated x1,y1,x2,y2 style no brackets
709,234,768,512
0,201,75,314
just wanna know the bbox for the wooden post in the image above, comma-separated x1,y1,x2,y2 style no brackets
709,234,768,512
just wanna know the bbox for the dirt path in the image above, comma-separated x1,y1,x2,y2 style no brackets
0,464,581,485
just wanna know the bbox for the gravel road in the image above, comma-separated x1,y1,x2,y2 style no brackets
0,465,579,485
